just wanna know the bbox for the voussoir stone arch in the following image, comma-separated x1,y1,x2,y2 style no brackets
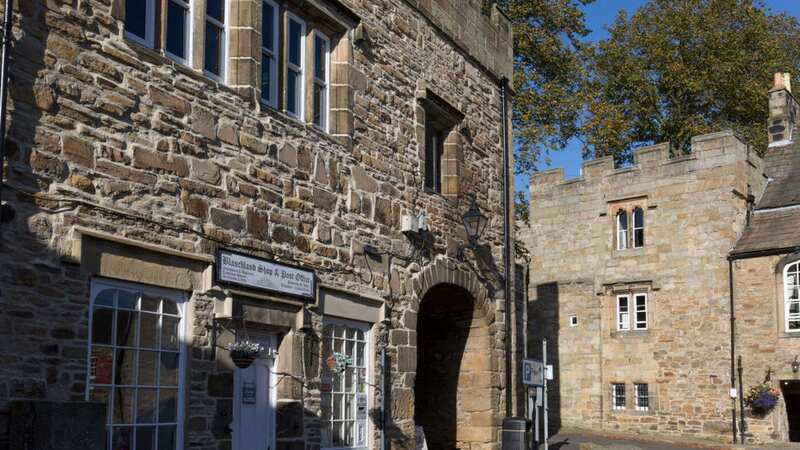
410,257,495,330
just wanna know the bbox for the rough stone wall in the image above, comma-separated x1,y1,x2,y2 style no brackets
0,1,515,450
733,255,800,443
523,131,765,441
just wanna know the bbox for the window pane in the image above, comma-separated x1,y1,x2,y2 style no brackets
618,212,628,229
636,311,647,323
137,426,157,450
207,0,224,22
634,229,644,247
162,300,179,316
314,35,326,80
160,352,180,387
141,313,160,349
262,2,275,50
112,426,132,450
95,289,116,307
157,425,177,450
159,389,178,423
118,291,138,310
92,307,114,345
139,350,159,386
162,317,180,350
288,19,302,66
137,388,158,423
116,310,138,347
261,55,273,103
89,387,111,419
634,208,644,227
618,297,628,310
287,69,300,115
205,22,223,76
113,388,135,424
313,83,326,128
92,347,114,384
142,295,160,312
166,1,187,59
115,349,136,385
125,0,148,41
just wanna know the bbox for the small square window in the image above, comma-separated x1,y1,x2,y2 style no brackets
569,315,578,327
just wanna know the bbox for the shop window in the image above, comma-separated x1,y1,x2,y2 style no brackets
320,319,370,449
261,0,280,107
286,13,306,119
634,383,650,411
124,0,156,47
204,0,227,80
612,383,626,410
786,261,800,332
165,0,191,64
86,279,186,450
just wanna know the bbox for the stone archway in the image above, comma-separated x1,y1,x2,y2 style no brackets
411,259,499,450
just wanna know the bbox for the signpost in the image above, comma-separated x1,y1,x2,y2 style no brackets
523,340,552,450
216,249,315,299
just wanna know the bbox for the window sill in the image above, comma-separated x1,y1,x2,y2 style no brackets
258,103,345,149
611,329,649,339
778,331,800,339
613,247,646,258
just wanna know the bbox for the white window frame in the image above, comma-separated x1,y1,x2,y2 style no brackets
616,210,628,250
569,315,578,327
632,207,644,248
785,261,800,333
123,0,156,48
321,316,372,450
634,293,648,330
165,0,193,67
312,30,330,132
260,0,280,108
286,12,306,120
616,295,630,331
85,278,188,450
634,383,650,412
203,0,228,82
612,383,626,410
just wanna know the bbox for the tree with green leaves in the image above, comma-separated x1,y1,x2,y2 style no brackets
583,0,800,164
487,0,594,174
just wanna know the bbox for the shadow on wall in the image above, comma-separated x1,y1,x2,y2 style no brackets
528,282,562,436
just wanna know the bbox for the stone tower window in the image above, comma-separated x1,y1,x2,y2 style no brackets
313,31,331,131
634,383,650,411
124,0,156,47
286,13,306,119
617,294,648,331
418,91,464,198
612,383,626,410
785,261,800,332
616,210,629,250
633,207,645,248
165,0,192,65
424,118,445,193
204,0,228,81
261,0,280,107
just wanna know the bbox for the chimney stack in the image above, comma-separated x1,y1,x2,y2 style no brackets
768,72,799,147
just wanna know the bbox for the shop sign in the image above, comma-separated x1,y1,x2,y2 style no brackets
216,249,315,299
242,381,256,404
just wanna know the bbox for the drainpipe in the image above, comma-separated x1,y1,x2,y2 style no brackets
500,76,513,418
0,0,14,233
728,257,738,444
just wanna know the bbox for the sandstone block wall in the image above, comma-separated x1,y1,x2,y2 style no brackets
523,131,765,441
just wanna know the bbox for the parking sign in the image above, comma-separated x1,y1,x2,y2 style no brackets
522,358,544,387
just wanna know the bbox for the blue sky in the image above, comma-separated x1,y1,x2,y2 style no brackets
516,0,800,193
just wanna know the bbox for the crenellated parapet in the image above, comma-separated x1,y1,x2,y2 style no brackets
530,130,762,197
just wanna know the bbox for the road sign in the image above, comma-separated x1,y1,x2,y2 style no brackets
522,358,544,387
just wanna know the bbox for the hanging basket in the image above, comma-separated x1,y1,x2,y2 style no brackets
230,350,256,369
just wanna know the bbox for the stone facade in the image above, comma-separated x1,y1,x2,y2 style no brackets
523,131,765,442
0,1,519,450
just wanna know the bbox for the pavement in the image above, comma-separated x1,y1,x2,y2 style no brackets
543,429,800,450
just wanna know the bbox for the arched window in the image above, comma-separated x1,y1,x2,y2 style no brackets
616,210,628,250
633,207,645,248
786,261,800,332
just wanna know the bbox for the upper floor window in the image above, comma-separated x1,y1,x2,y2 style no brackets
166,0,191,64
313,32,330,131
633,207,644,247
424,118,445,193
204,0,227,80
786,261,800,332
616,210,628,250
617,294,647,331
286,14,306,119
125,0,156,47
615,207,645,250
261,0,280,107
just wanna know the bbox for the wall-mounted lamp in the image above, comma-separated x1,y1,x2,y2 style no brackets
462,198,488,246
792,356,799,373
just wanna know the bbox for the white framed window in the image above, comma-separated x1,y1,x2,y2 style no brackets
165,0,192,65
261,0,280,107
633,207,644,248
617,295,630,331
286,13,306,119
634,293,648,330
569,315,578,327
85,278,187,450
785,261,800,332
612,383,626,410
312,31,330,131
616,210,628,250
124,0,156,48
204,0,227,81
320,318,370,450
634,383,650,411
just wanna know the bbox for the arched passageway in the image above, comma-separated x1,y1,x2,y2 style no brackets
414,283,495,449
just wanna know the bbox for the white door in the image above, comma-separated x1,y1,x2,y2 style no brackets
233,334,277,450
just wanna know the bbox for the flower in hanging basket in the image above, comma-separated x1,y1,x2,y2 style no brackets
744,382,781,414
326,352,353,373
226,341,264,369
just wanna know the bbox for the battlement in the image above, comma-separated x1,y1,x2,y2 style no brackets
402,0,513,80
530,130,762,195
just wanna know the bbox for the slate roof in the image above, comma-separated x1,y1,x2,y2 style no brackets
731,142,800,256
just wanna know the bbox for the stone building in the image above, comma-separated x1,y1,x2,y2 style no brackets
0,1,521,450
523,74,800,444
